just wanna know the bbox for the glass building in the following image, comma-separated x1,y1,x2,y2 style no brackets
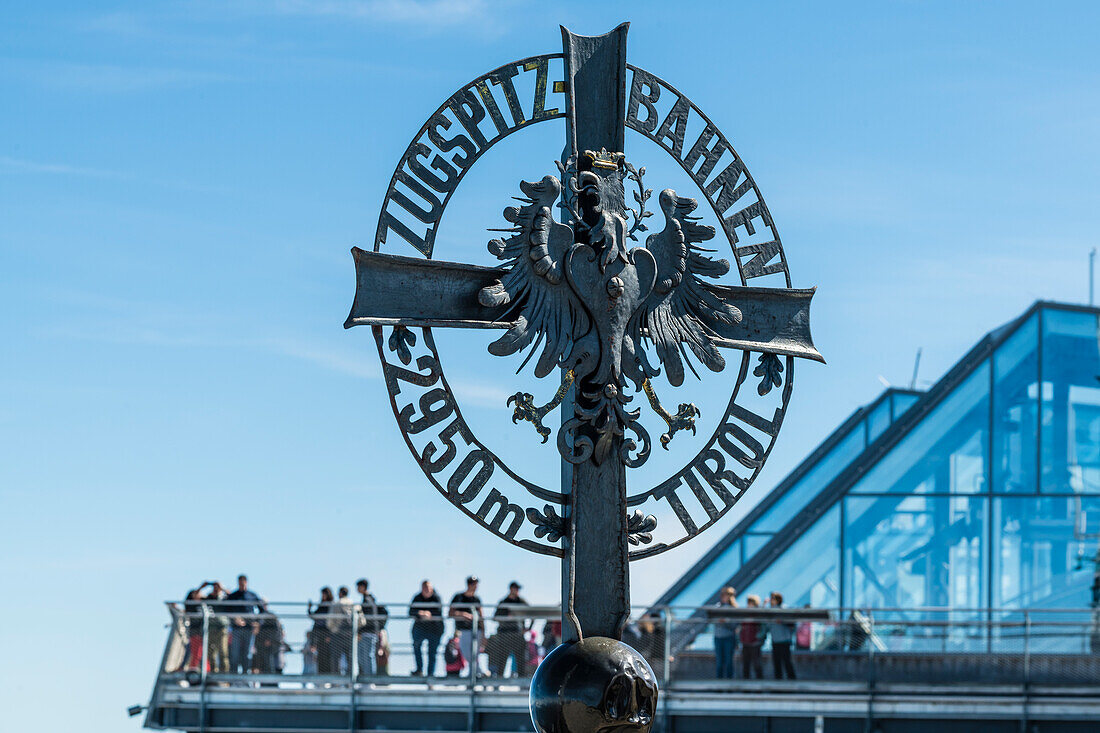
657,302,1100,628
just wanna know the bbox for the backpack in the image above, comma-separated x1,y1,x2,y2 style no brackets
796,622,812,649
360,594,389,633
445,637,465,672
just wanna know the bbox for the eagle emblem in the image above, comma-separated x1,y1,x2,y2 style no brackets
478,149,744,467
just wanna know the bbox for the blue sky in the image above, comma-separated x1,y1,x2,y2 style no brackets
2,1,1099,730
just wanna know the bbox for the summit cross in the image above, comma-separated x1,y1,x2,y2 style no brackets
345,24,821,645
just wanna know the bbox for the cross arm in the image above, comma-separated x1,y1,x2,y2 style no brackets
344,248,823,363
708,284,824,364
343,248,508,330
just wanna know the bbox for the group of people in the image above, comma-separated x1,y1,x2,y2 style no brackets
408,575,549,678
178,573,557,679
180,576,810,682
713,588,809,680
182,575,274,674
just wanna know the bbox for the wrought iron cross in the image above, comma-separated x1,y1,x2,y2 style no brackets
345,25,820,645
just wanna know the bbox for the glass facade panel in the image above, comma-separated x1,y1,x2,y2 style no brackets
892,392,920,419
992,314,1039,493
669,539,741,608
743,533,772,558
1041,309,1100,493
753,427,865,532
844,495,986,610
992,496,1099,609
662,302,1100,627
866,398,892,444
746,506,840,608
850,360,990,494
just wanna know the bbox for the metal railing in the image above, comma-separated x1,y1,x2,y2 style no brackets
153,602,1100,688
144,602,1100,732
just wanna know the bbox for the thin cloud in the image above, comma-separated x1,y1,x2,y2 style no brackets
0,156,124,179
1,59,235,93
251,0,518,35
270,0,492,24
448,378,511,409
263,337,378,380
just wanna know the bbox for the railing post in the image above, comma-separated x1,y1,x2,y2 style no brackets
865,610,875,733
351,606,360,681
468,607,480,733
1023,611,1031,688
199,603,210,733
662,607,673,733
349,606,359,733
662,607,672,685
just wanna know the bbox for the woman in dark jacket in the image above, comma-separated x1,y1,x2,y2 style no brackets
309,587,335,675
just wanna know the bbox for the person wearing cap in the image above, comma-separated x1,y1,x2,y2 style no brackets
449,576,484,676
489,581,531,677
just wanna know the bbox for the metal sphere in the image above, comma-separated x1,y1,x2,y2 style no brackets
529,637,658,733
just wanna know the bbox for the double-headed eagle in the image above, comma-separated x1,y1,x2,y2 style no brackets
478,150,743,464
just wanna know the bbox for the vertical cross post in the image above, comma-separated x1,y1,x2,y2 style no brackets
559,23,631,643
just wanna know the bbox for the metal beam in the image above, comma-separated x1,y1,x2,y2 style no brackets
344,249,823,362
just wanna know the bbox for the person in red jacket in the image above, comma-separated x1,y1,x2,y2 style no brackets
739,594,767,679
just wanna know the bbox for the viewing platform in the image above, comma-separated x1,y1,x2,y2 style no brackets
142,601,1100,732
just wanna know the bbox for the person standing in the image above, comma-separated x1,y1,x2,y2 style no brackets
308,587,335,675
183,586,207,672
768,591,796,680
409,580,444,677
712,586,738,679
542,619,561,658
449,576,484,676
356,578,387,677
252,601,283,674
205,582,230,673
739,595,766,679
331,586,355,675
226,575,261,674
490,582,530,677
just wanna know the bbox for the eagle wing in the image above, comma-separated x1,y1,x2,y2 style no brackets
478,175,588,378
640,188,743,387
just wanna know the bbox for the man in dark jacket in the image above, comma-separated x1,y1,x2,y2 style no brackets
490,582,530,677
226,575,262,674
409,580,444,676
356,578,387,676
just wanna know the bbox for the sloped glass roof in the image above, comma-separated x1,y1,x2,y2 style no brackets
659,302,1100,616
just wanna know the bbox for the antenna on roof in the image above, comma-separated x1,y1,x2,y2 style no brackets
909,348,922,390
1090,247,1096,306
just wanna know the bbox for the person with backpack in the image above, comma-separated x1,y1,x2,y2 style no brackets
356,578,388,677
739,594,766,679
331,586,355,675
449,576,485,676
444,631,466,677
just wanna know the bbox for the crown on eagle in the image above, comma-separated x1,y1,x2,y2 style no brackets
583,148,625,171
